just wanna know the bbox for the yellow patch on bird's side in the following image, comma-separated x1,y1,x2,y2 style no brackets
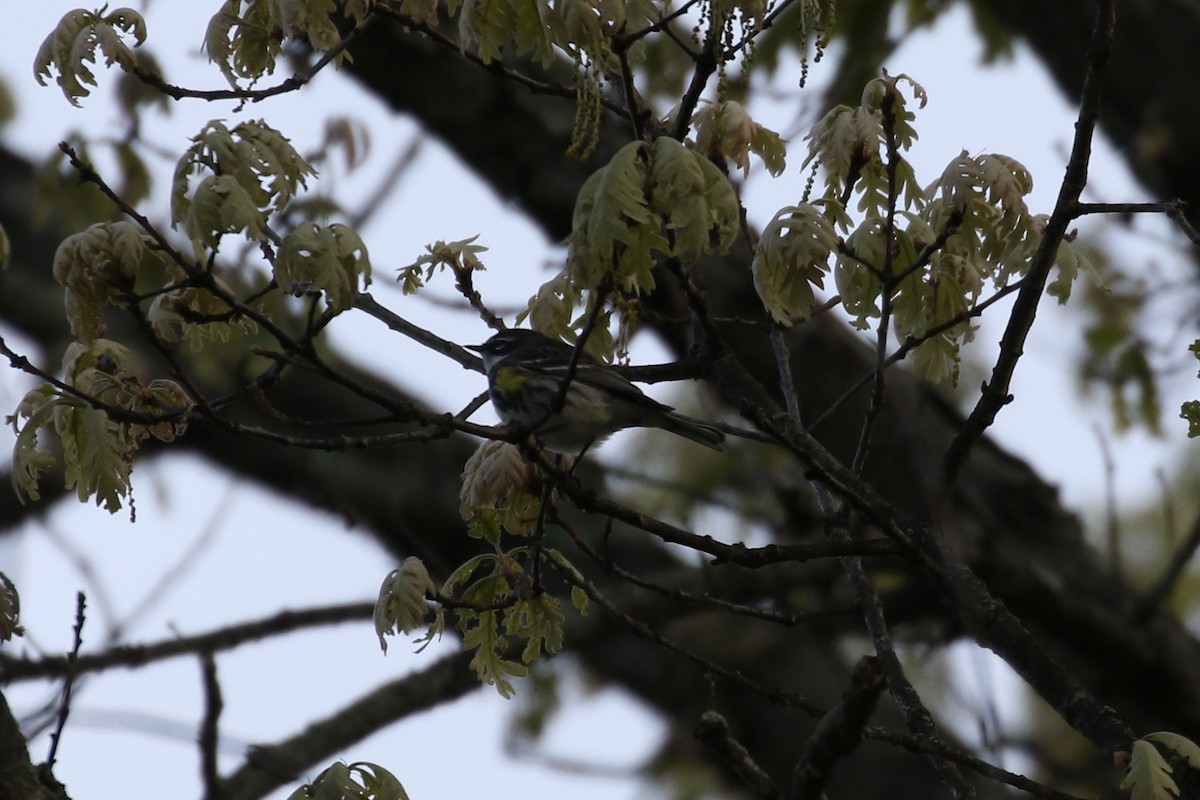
493,365,528,393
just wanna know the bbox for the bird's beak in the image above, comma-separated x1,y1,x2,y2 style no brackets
466,344,483,353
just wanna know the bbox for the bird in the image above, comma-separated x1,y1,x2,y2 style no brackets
468,328,725,454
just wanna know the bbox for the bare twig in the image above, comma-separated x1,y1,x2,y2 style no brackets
671,18,719,141
451,262,506,331
553,509,862,627
198,652,222,800
1075,198,1200,245
770,325,802,422
695,711,780,799
550,464,904,568
130,16,375,104
808,280,1024,432
614,39,647,142
617,0,705,47
1,602,373,682
346,136,425,231
944,0,1118,481
829,519,973,797
790,656,886,800
706,352,1136,755
46,593,87,769
548,558,824,716
850,89,904,477
864,727,1094,800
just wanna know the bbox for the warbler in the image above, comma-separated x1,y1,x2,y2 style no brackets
468,328,725,454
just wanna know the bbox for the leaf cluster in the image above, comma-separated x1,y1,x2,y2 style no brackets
692,100,787,178
396,236,487,296
522,135,740,349
753,73,1095,383
52,221,147,343
34,7,147,106
286,760,410,800
205,0,374,86
172,119,318,259
276,222,372,311
147,265,259,349
451,441,590,697
373,557,437,653
9,340,191,512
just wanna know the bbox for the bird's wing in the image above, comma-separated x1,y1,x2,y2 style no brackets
528,359,675,412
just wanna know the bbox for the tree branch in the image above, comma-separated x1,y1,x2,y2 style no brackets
789,656,886,800
0,602,373,682
198,652,222,800
944,0,1117,481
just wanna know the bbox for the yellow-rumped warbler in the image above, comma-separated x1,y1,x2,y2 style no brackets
468,329,724,454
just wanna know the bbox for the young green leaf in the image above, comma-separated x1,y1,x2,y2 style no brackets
460,440,541,537
9,340,191,512
275,222,372,312
1120,739,1179,800
396,235,487,295
147,266,257,350
374,557,436,652
286,761,410,800
692,100,787,177
1144,732,1200,770
52,221,146,342
752,203,839,326
172,120,316,258
0,572,21,642
35,7,147,106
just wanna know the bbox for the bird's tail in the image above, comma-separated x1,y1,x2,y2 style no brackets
666,413,725,450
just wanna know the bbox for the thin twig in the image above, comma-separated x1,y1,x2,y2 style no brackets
770,325,802,422
216,651,479,800
707,353,1136,755
346,135,425,231
549,462,904,568
808,280,1024,432
130,15,376,104
864,727,1095,800
199,651,223,800
45,593,87,769
829,518,973,796
789,656,886,800
1,602,373,682
850,89,904,477
547,557,824,716
553,509,861,627
944,0,1118,481
614,38,647,141
695,711,780,798
617,0,705,47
